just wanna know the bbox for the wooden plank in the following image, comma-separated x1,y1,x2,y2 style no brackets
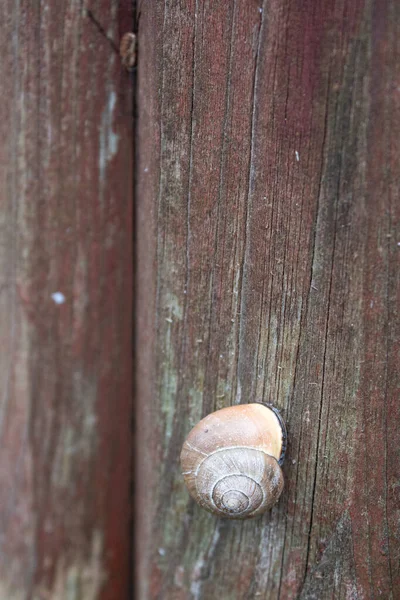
0,2,133,598
136,0,400,598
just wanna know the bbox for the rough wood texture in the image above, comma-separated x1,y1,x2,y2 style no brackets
136,0,400,598
0,2,133,598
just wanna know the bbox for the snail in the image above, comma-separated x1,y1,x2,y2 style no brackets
120,32,137,71
180,403,287,519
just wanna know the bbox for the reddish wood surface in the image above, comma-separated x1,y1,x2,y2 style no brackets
136,0,400,598
0,2,133,598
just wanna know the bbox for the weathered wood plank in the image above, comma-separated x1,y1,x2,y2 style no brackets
0,2,133,598
136,0,400,598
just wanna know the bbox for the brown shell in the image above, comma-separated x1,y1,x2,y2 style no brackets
120,33,137,71
180,403,286,519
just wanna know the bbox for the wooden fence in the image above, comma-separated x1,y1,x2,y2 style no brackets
1,1,399,598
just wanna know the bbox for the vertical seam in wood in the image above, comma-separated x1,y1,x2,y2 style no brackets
304,80,342,583
154,0,168,421
277,50,332,596
181,0,199,387
204,0,236,408
259,21,288,406
147,1,169,599
131,4,137,600
235,0,264,404
272,3,297,402
255,14,279,405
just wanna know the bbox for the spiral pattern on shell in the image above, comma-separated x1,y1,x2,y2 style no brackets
180,403,286,519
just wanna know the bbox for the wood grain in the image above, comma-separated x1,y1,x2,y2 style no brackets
0,1,133,598
136,0,400,598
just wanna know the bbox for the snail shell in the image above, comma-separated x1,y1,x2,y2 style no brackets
120,32,137,71
180,403,286,519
